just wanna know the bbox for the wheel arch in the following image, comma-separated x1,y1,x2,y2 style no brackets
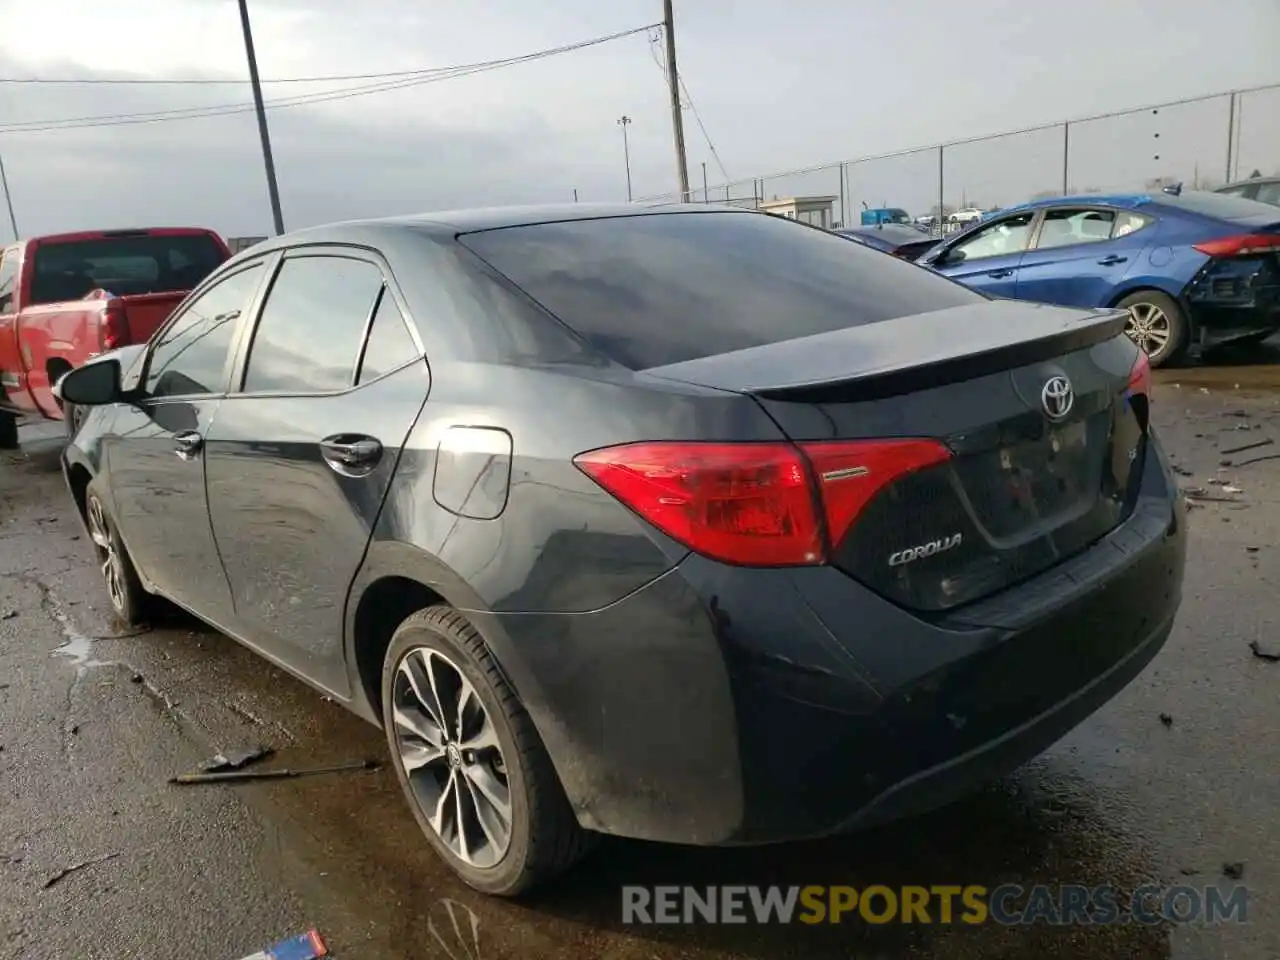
345,540,521,728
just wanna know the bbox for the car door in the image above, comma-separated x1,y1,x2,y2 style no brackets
106,260,270,622
925,210,1037,298
1013,207,1155,307
202,248,428,694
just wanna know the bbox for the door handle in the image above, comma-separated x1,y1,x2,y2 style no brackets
174,431,203,460
320,434,383,472
1097,255,1128,266
987,269,1014,278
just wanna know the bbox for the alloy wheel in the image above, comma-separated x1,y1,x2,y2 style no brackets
86,496,125,613
392,647,513,869
1124,302,1171,357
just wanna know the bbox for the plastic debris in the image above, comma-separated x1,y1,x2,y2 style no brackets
1158,713,1174,728
237,928,328,960
171,758,378,785
198,745,274,774
1222,862,1245,880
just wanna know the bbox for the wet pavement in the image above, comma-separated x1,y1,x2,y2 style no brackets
2,353,1280,959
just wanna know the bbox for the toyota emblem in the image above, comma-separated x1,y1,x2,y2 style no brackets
1041,375,1074,420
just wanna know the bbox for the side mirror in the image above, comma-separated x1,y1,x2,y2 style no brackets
55,359,124,406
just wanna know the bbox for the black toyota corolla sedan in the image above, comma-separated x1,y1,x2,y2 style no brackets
57,203,1186,896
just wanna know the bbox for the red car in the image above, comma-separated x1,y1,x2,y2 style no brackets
0,227,230,446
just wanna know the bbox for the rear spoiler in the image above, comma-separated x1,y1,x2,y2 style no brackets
644,301,1130,404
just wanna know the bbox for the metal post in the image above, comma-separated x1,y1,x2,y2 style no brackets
237,0,285,236
1225,91,1237,183
661,0,691,201
617,115,633,202
838,163,846,228
573,188,579,203
1062,122,1070,195
0,152,18,240
938,145,945,238
701,162,708,203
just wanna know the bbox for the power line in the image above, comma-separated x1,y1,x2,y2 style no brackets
0,24,659,135
646,27,728,184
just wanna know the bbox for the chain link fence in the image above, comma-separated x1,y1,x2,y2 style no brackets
643,83,1280,237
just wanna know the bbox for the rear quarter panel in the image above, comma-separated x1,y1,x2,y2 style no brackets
14,303,104,418
1103,209,1217,305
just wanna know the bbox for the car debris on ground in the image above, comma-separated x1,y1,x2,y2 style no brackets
236,928,328,960
170,758,379,785
1248,640,1280,663
199,745,274,774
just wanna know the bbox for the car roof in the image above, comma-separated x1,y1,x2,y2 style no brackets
240,202,749,253
997,194,1155,216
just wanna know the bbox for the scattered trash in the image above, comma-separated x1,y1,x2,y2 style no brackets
198,745,274,774
236,928,328,960
1234,453,1280,468
1227,409,1250,418
1159,713,1174,728
69,724,80,736
0,610,16,620
1222,485,1243,494
171,758,379,785
1221,437,1273,456
1199,388,1210,394
1171,464,1195,477
1178,867,1199,876
1248,641,1280,663
1222,862,1245,880
1246,546,1260,553
129,673,143,684
42,851,119,890
1185,499,1203,511
1219,458,1233,467
1206,477,1228,486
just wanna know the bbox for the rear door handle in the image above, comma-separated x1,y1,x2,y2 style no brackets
174,431,203,460
320,434,383,473
987,269,1014,278
1097,255,1128,266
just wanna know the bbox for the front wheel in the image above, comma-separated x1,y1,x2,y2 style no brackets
1116,290,1187,368
84,480,151,627
381,606,594,896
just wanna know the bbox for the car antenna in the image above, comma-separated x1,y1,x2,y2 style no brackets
1161,181,1183,197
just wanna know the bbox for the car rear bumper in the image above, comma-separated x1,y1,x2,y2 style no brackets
491,435,1186,845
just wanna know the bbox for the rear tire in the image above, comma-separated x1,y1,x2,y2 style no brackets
0,412,16,451
380,606,594,896
84,479,151,627
1115,290,1187,368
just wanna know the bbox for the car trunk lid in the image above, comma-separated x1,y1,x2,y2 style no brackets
645,301,1149,612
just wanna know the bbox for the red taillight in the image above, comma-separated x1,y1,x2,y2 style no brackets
800,439,952,547
1127,346,1151,398
1193,234,1280,258
101,300,127,351
573,438,951,567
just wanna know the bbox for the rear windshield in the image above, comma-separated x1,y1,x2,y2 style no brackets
29,232,226,305
459,211,983,370
1156,191,1280,222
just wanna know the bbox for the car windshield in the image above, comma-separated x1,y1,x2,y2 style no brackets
459,211,983,370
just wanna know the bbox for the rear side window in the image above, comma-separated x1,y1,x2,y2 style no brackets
458,212,982,370
356,289,419,384
241,255,384,394
29,232,226,305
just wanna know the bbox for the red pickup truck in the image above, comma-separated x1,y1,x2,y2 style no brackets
0,227,230,447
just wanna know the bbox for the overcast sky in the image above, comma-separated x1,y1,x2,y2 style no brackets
0,0,1277,239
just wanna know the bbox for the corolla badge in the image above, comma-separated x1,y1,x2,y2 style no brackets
1041,375,1074,420
889,533,963,567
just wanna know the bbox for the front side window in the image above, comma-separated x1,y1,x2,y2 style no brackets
241,256,385,394
949,212,1035,262
1256,182,1280,207
1035,209,1116,249
144,265,263,399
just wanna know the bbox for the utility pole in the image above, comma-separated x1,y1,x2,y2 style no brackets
661,0,691,202
0,152,18,240
701,161,708,203
237,0,285,236
617,115,634,202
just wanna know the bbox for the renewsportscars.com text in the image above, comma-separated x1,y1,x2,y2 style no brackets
621,884,1249,926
